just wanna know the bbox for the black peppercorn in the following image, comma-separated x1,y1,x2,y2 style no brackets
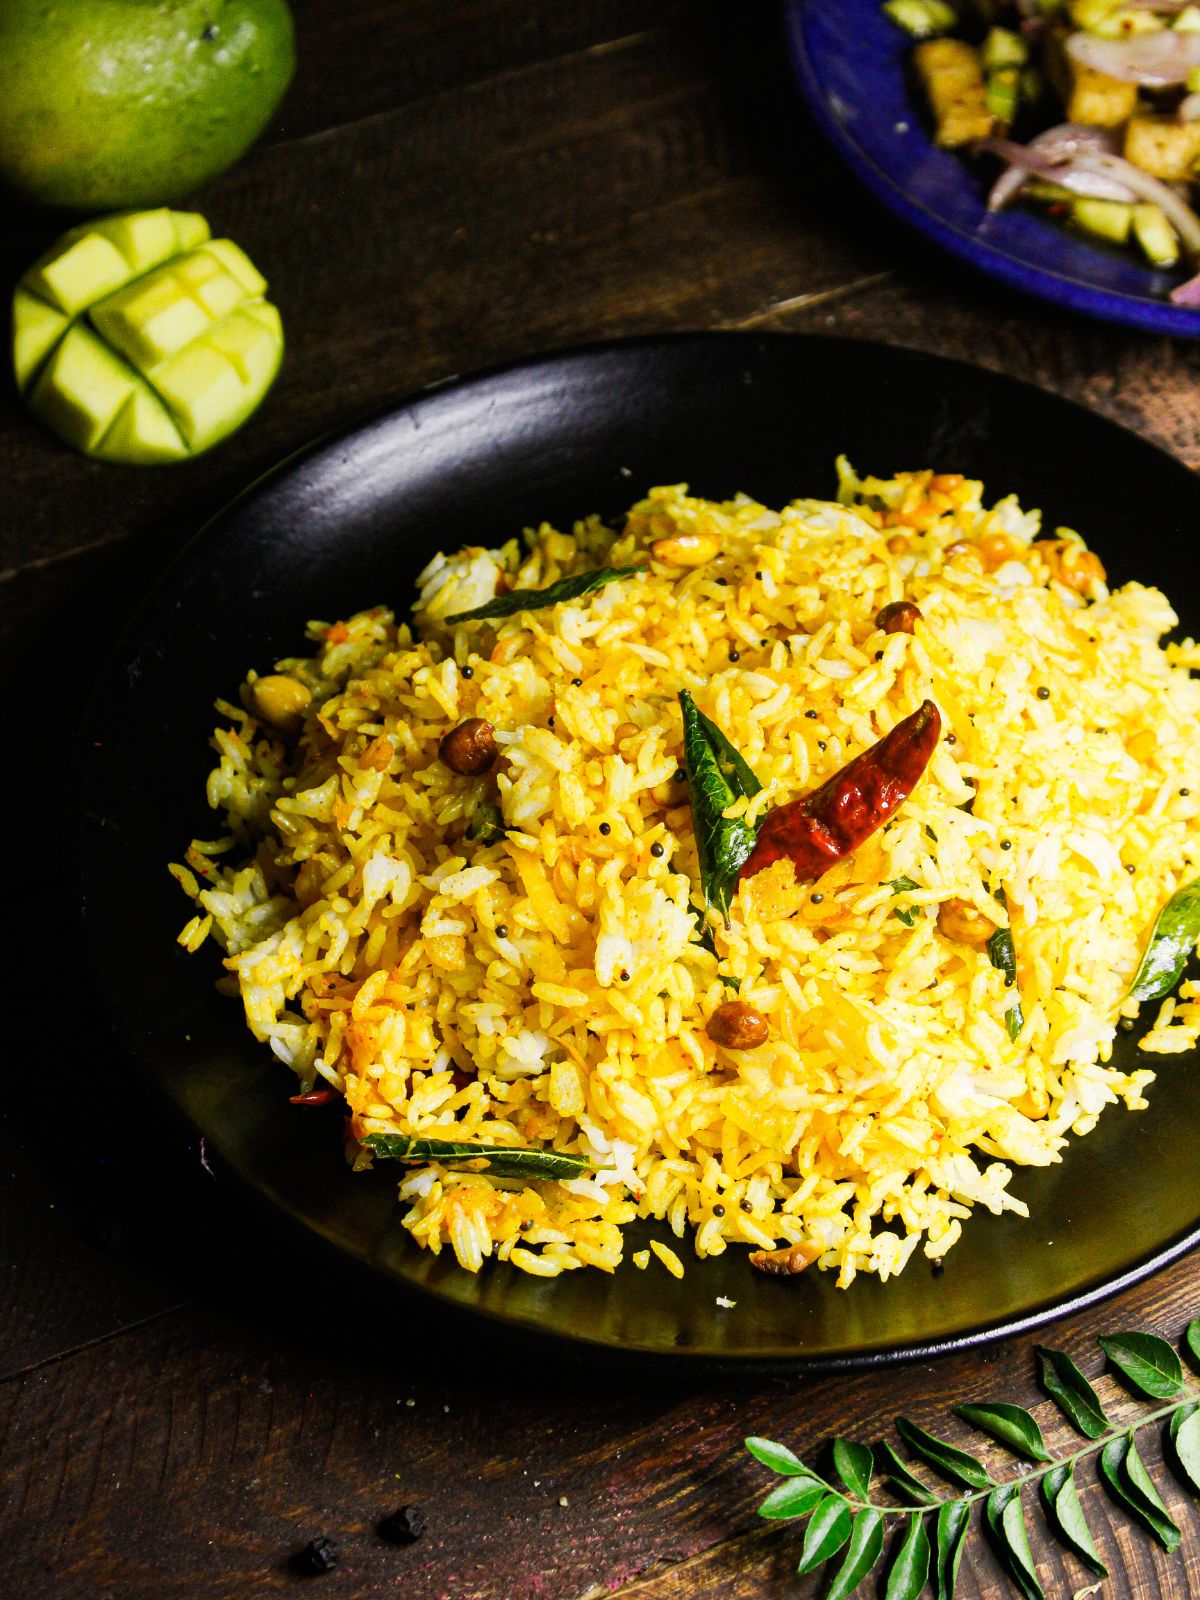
599,822,611,835
712,1203,726,1217
755,571,763,580
460,665,473,679
674,769,686,784
293,1537,340,1574
1119,1017,1135,1032
650,842,665,858
729,649,740,662
1182,788,1191,797
875,651,884,661
571,677,583,687
547,717,554,727
1125,864,1135,876
620,970,630,982
1000,840,1012,850
378,1506,427,1546
495,924,508,939
805,710,818,720
716,577,728,587
1037,686,1051,700
817,741,826,751
810,892,824,904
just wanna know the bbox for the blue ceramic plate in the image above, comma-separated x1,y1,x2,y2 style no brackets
786,0,1200,337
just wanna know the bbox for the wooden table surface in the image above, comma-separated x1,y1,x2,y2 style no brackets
4,3,1200,1596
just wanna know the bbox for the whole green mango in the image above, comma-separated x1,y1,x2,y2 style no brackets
0,0,295,211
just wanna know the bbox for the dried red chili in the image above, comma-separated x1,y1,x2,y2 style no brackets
738,700,941,884
289,1088,339,1106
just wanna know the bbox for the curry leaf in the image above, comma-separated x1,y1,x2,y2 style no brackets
895,1418,994,1492
757,1477,828,1521
832,1439,874,1501
875,1442,941,1506
986,906,1024,1040
986,921,1018,987
1187,1319,1200,1369
1128,876,1200,1002
744,1437,814,1477
1125,1432,1182,1549
1099,1434,1182,1551
1036,1346,1110,1439
796,1495,854,1574
888,876,921,926
679,690,762,924
883,1512,931,1600
1004,999,1024,1043
445,565,642,624
954,1403,1051,1463
693,701,762,802
362,1134,591,1180
1171,1408,1200,1496
1100,1332,1184,1399
1041,1464,1107,1577
986,1485,1045,1600
934,1500,971,1600
465,801,506,845
825,1508,885,1600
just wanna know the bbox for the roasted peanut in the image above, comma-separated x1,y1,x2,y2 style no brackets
979,531,1021,567
749,1240,822,1276
886,533,910,555
706,1000,770,1050
650,531,720,568
1038,538,1106,596
943,539,983,570
875,600,921,635
937,897,996,948
439,717,498,775
250,674,311,734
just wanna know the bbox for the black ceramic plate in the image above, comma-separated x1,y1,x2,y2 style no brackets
78,333,1200,1372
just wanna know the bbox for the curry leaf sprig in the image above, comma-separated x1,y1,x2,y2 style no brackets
745,1319,1200,1599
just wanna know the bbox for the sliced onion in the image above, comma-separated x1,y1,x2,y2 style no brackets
981,129,1139,210
1067,28,1200,86
1072,150,1200,254
1170,269,1200,303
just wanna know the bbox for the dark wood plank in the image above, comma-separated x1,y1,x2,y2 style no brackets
276,0,702,142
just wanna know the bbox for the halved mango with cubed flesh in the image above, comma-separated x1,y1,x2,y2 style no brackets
12,207,280,464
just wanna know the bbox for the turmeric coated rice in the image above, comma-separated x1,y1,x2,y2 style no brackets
173,463,1200,1287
